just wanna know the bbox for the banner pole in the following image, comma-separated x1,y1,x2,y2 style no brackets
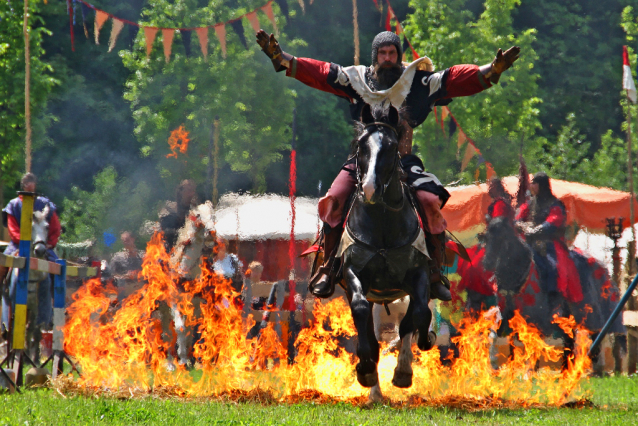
628,90,636,274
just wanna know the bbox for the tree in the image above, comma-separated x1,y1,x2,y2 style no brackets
122,0,295,194
0,0,56,202
403,0,541,183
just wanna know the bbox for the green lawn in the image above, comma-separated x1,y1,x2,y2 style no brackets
0,377,637,425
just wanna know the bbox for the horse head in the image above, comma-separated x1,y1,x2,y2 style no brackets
356,104,401,205
32,206,50,259
482,217,533,293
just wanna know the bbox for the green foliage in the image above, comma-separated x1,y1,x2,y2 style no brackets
0,0,56,191
60,166,158,253
404,0,541,183
122,0,294,194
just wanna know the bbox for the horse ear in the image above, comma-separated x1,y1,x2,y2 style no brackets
361,104,374,124
388,106,400,128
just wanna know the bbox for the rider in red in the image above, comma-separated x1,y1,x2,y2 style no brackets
516,172,583,303
256,29,520,300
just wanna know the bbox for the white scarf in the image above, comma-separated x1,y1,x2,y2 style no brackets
335,57,432,111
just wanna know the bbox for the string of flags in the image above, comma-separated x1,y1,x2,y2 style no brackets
67,0,286,61
376,0,496,180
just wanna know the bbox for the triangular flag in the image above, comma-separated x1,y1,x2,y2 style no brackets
94,10,109,45
461,144,477,171
486,164,496,180
396,21,403,36
457,130,467,148
477,155,485,165
274,0,289,17
474,167,480,182
261,2,278,35
80,2,91,38
624,46,637,103
246,11,260,33
162,29,175,63
196,27,208,60
298,0,305,14
181,30,192,57
440,106,449,136
214,24,227,58
385,8,393,32
433,106,439,125
448,117,457,136
108,18,125,52
230,20,247,49
144,27,158,58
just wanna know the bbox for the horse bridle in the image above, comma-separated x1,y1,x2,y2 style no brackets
355,122,405,212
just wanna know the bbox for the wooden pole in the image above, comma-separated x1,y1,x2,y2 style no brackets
24,0,32,173
212,117,220,207
628,91,636,275
353,0,360,66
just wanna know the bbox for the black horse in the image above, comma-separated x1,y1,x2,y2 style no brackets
482,216,625,369
339,105,434,400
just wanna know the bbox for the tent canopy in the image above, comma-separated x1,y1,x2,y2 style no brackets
443,176,638,235
214,193,320,241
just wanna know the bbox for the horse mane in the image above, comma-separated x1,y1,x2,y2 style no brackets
350,106,406,154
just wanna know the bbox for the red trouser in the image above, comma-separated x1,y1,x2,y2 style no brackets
318,163,447,233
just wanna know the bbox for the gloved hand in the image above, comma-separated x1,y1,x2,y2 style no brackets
256,29,292,72
480,46,521,84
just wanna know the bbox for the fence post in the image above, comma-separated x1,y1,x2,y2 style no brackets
51,259,66,377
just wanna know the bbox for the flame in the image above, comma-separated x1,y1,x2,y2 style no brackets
166,125,190,158
61,234,593,406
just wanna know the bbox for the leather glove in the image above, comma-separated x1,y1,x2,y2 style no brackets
480,46,521,84
256,29,293,72
524,224,545,237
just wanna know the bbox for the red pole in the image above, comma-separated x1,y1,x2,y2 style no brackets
288,109,297,311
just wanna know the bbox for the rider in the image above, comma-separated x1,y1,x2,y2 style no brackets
256,29,520,300
0,173,61,282
516,172,583,303
486,177,515,224
158,179,198,251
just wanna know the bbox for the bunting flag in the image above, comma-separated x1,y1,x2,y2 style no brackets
163,29,175,62
385,7,393,32
196,27,209,60
214,24,227,58
246,11,260,33
261,2,278,35
94,10,109,45
230,20,247,49
144,27,158,58
457,130,467,148
297,0,305,14
67,0,75,51
71,0,277,60
433,106,439,125
448,116,457,136
461,144,477,171
182,30,192,57
486,164,496,180
108,18,125,52
440,105,449,135
623,45,637,103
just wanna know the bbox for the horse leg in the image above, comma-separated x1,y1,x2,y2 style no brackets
366,311,383,402
344,267,378,388
392,331,414,388
412,269,435,351
562,331,575,372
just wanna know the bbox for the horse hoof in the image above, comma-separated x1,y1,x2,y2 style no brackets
356,369,379,388
418,331,437,351
392,369,413,388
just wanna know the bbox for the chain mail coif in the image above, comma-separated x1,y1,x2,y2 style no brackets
371,31,402,65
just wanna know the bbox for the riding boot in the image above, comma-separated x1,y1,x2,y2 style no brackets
429,232,452,302
309,224,343,298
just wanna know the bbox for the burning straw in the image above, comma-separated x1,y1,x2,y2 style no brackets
55,234,593,408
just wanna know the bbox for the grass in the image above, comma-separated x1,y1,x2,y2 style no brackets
0,377,637,425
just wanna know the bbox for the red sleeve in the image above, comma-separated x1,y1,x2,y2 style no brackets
515,203,529,221
491,200,509,218
7,215,20,243
47,212,61,247
286,58,354,101
545,206,565,227
445,64,492,98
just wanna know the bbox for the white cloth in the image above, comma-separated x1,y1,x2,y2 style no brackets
335,57,433,111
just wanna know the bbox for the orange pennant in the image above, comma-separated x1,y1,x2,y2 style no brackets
196,27,209,61
108,18,125,52
214,24,227,58
486,163,496,180
162,29,175,63
246,11,260,33
396,22,403,36
461,143,477,171
433,106,439,125
94,10,109,45
261,2,278,35
144,27,158,58
441,106,449,121
298,0,305,14
457,130,467,148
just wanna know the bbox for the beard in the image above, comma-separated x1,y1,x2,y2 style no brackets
373,62,403,89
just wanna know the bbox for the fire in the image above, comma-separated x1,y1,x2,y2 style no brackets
166,125,190,158
61,235,593,406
